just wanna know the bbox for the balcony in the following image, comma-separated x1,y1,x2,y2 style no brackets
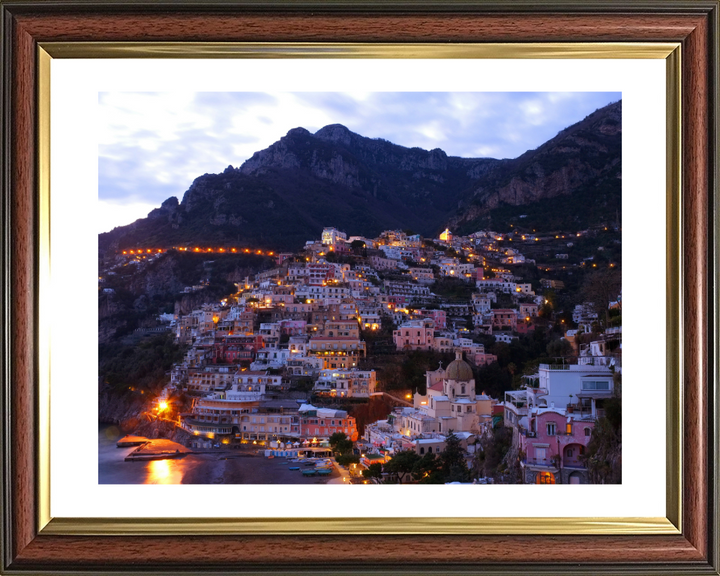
541,363,570,370
523,458,558,470
570,405,606,419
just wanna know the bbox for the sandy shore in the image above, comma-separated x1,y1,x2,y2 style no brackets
100,425,341,485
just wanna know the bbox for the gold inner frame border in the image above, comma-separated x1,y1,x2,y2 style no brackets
36,41,682,536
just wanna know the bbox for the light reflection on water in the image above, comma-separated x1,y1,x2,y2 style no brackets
147,458,184,484
99,424,203,484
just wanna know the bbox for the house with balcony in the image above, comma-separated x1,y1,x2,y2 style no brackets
285,356,323,377
299,404,358,442
308,339,366,370
514,406,596,485
312,368,377,398
393,318,435,351
180,385,262,438
503,360,614,484
491,309,518,332
186,365,237,394
250,348,291,371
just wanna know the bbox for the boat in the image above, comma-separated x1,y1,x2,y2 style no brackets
301,469,317,477
288,466,300,471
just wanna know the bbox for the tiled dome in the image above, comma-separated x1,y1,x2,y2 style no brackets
446,351,473,381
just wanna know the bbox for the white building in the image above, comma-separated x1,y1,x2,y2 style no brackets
313,368,377,398
322,227,347,246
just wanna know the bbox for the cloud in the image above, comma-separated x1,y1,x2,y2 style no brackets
97,199,160,234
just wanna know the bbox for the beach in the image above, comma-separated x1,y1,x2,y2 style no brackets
99,425,341,485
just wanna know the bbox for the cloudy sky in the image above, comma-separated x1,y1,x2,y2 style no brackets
98,91,621,234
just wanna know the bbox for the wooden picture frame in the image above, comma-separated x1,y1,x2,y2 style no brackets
1,1,718,573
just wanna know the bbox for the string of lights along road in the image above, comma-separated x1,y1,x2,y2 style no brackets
119,247,276,256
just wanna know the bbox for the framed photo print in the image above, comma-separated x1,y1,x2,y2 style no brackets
1,1,717,574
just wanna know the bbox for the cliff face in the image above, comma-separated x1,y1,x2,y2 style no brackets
98,381,151,429
99,100,621,251
449,101,622,231
481,102,619,203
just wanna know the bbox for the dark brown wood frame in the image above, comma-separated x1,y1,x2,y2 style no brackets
1,1,718,573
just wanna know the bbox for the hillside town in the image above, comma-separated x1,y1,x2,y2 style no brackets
100,224,622,485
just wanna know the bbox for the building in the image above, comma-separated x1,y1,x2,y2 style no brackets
409,267,435,284
410,352,494,435
502,360,615,484
180,385,262,438
312,368,377,398
186,365,238,394
299,404,358,441
322,227,347,247
519,303,539,318
492,309,518,332
393,318,435,351
234,370,283,391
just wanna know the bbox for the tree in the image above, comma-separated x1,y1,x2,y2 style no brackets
412,452,443,483
582,416,621,483
440,431,471,483
336,453,360,467
383,450,421,484
581,269,622,328
329,432,353,455
582,383,622,484
350,240,367,257
362,462,383,480
546,338,574,358
472,426,513,480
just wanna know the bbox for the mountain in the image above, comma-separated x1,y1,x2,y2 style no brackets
99,100,621,253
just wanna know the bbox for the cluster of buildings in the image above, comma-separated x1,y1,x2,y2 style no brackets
361,330,621,484
363,352,495,457
133,224,621,481
502,339,620,484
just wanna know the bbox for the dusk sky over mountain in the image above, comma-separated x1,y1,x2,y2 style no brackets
98,91,621,234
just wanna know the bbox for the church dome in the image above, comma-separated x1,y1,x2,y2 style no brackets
446,351,473,381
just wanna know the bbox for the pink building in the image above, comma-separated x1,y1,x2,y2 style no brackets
519,303,539,318
492,309,518,331
516,316,536,335
414,309,447,330
515,408,595,484
299,406,358,442
212,334,263,364
472,352,498,366
393,319,435,351
279,320,306,336
306,262,335,286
